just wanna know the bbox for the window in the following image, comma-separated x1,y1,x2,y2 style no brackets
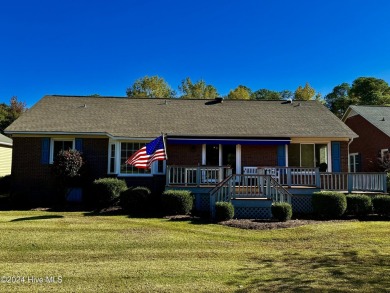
50,139,74,163
288,143,328,168
381,148,389,159
350,153,360,173
120,142,151,175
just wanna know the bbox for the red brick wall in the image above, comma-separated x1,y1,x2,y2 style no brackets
11,137,109,201
345,114,390,171
340,141,349,172
167,143,202,165
241,145,278,167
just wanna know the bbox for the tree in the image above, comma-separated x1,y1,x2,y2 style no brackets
126,76,176,99
279,90,294,100
350,77,390,105
324,83,353,118
0,96,27,133
179,77,218,99
294,82,316,101
251,89,281,100
227,85,252,100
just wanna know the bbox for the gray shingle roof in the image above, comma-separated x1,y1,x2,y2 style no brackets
344,105,390,137
5,95,357,139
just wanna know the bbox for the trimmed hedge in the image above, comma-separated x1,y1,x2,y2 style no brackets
215,202,234,222
312,191,347,219
92,178,127,207
372,195,390,215
119,186,152,216
0,175,11,194
346,194,373,216
161,190,193,215
271,202,292,222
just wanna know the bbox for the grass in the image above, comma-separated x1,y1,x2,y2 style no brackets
0,211,389,292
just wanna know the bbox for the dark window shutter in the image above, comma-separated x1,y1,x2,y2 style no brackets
75,138,83,152
331,142,341,172
41,138,50,164
356,153,362,172
277,145,286,166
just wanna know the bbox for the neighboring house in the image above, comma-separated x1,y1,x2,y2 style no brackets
0,134,12,177
5,95,358,204
343,105,390,172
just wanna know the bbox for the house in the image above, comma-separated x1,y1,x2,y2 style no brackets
0,133,12,177
343,105,390,172
6,95,383,216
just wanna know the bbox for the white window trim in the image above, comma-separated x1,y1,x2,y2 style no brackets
349,152,359,173
108,140,166,177
50,138,75,164
288,142,331,170
381,148,389,159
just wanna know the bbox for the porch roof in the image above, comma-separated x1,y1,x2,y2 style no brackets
167,137,291,145
6,95,357,139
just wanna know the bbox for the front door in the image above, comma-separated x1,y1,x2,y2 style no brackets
222,145,236,173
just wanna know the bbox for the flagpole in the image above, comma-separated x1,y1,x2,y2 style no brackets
162,132,168,161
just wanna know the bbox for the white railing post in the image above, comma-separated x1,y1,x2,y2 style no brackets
287,168,292,187
315,168,321,188
166,166,170,186
383,173,388,193
347,173,353,193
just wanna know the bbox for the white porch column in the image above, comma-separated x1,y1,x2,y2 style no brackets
285,144,289,167
327,142,332,172
219,144,223,166
202,144,206,165
236,144,241,174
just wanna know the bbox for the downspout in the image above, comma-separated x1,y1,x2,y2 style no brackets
347,137,354,172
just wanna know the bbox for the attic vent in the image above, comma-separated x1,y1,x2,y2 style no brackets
215,97,223,103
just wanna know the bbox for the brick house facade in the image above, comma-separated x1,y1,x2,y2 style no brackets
343,105,390,172
6,96,357,204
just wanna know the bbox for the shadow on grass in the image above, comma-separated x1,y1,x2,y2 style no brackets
10,215,64,222
231,250,390,292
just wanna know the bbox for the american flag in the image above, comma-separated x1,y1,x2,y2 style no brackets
125,135,167,169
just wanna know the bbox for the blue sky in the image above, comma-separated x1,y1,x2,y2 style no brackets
1,0,390,107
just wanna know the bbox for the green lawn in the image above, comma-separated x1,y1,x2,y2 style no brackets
0,211,389,292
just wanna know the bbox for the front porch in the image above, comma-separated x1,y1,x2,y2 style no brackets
166,165,388,219
166,165,388,194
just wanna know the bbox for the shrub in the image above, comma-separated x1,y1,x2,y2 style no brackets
52,149,84,179
215,202,234,222
119,186,152,216
271,202,292,221
0,175,11,194
372,195,390,215
161,190,193,215
346,194,373,216
92,178,127,207
312,191,347,219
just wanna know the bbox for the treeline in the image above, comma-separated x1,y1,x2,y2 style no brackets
126,76,320,101
0,97,27,134
126,75,390,118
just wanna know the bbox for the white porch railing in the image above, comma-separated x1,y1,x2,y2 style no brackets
320,172,387,192
257,167,387,193
258,167,319,187
166,165,232,186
